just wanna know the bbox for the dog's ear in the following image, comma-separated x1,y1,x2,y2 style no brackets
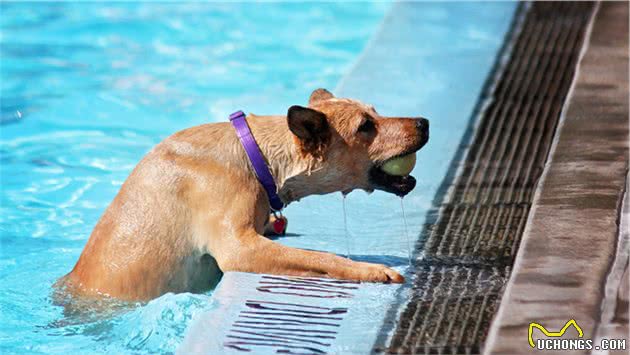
308,88,334,106
287,105,330,155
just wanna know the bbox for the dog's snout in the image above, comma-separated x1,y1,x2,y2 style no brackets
415,118,429,136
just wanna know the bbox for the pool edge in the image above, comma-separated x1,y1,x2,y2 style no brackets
484,2,629,354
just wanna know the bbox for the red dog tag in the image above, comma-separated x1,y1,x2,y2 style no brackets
273,217,287,235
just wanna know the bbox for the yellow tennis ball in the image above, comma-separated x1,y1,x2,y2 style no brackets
381,153,416,176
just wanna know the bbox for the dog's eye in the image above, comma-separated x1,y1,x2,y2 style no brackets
357,119,375,134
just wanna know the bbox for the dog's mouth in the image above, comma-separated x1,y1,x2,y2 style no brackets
368,138,428,197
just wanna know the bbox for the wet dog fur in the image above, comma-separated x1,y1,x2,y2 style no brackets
56,89,429,301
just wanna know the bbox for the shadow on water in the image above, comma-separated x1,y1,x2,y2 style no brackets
294,245,409,267
348,254,409,267
265,232,303,240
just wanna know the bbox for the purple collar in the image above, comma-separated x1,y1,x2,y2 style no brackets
229,110,284,212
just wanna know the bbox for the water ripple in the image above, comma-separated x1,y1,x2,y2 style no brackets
0,2,388,353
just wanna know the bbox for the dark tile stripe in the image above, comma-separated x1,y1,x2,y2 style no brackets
383,3,595,354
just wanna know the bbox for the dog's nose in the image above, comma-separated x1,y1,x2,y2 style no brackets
415,117,429,136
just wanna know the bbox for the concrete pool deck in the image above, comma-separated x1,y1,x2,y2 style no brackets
485,2,629,354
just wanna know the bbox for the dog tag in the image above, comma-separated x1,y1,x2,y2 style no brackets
273,217,287,235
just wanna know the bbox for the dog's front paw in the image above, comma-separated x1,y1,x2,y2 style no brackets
352,262,405,284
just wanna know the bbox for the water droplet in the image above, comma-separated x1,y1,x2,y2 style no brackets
400,197,412,265
342,193,351,259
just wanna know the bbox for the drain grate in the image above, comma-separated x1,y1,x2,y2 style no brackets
384,2,595,354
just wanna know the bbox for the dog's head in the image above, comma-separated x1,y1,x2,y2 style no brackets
286,88,428,197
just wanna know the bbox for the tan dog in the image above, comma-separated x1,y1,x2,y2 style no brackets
57,89,429,301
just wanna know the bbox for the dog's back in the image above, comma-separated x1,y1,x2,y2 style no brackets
58,123,235,300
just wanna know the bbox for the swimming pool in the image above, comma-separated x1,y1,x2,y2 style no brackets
0,2,515,354
0,2,387,353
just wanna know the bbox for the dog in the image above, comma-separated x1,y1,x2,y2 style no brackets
56,89,429,301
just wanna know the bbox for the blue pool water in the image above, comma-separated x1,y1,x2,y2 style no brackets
0,2,517,354
0,2,388,353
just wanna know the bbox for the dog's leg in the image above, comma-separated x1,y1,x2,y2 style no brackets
215,229,404,283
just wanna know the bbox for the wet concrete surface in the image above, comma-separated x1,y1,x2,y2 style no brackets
485,2,629,354
385,2,597,353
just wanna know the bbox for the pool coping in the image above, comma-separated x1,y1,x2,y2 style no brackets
484,2,629,354
383,2,599,353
